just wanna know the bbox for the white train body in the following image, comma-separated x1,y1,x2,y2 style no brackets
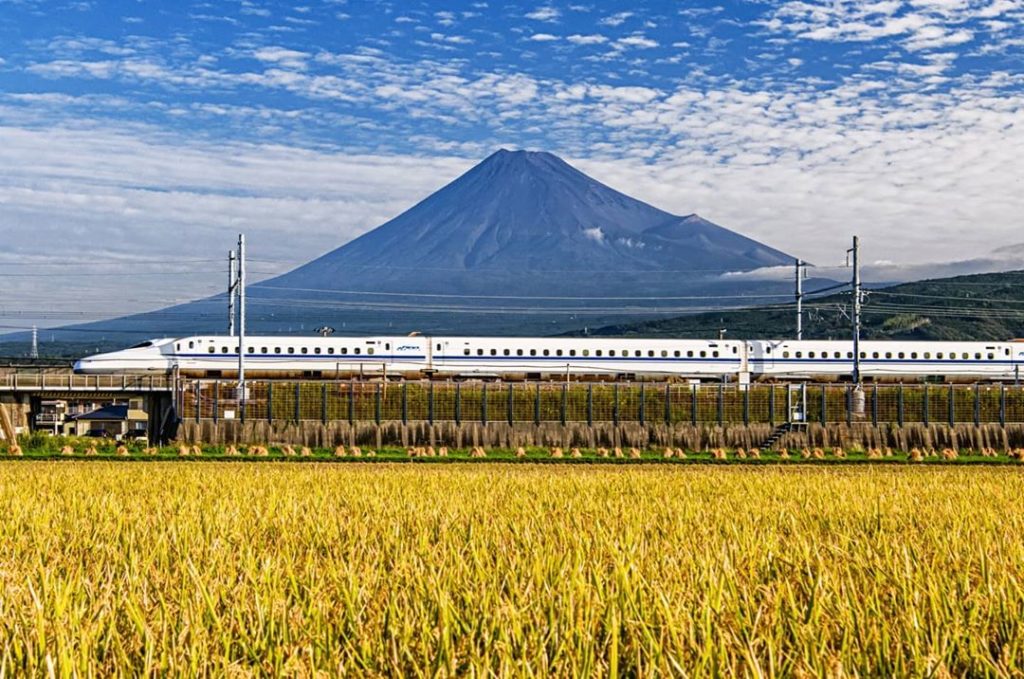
73,335,1024,381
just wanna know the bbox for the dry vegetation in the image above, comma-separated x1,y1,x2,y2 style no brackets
1,463,1024,675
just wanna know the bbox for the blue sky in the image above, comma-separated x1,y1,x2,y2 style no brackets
1,0,1023,327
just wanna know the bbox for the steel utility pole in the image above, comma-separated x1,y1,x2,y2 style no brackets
228,250,236,337
237,234,246,412
848,236,862,385
795,258,804,340
30,325,38,359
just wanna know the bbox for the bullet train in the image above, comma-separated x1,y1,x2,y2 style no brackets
73,335,1024,382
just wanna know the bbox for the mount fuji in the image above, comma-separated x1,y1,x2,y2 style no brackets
11,150,802,349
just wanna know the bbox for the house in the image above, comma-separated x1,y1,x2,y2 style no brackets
64,403,148,440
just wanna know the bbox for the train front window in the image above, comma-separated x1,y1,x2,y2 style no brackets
130,341,154,349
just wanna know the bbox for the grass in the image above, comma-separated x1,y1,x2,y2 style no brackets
1,463,1024,674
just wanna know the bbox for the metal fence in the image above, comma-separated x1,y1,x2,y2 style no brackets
1,373,171,391
178,381,1024,427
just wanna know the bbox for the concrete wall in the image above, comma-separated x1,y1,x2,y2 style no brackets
176,419,1024,451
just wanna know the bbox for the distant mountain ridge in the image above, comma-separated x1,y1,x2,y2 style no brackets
3,149,803,351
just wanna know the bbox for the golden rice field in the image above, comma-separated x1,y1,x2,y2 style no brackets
1,463,1024,676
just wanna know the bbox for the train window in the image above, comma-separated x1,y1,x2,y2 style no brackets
301,348,308,354
847,352,853,359
569,350,576,357
288,348,295,354
261,347,268,354
646,350,652,357
367,348,374,355
783,351,790,358
504,349,510,356
609,350,616,357
274,348,282,354
910,352,917,359
988,353,994,360
596,350,603,357
437,344,441,351
733,347,738,354
795,351,802,358
248,347,254,354
556,349,563,356
464,349,471,356
661,350,668,357
208,347,215,354
385,344,390,350
189,341,195,349
221,347,228,354
582,349,590,357
898,352,904,359
885,352,892,359
477,349,484,356
700,351,707,358
808,351,815,358
872,352,879,359
530,349,537,356
490,349,497,356
176,343,181,351
860,352,866,359
328,348,334,355
923,352,930,359
975,353,981,360
712,351,719,358
962,352,969,360
674,351,680,357
314,348,321,355
687,351,694,358
341,348,348,355
517,349,524,356
540,349,547,356
354,348,360,355
936,352,943,359
834,352,841,359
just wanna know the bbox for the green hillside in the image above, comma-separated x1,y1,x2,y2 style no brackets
572,270,1024,341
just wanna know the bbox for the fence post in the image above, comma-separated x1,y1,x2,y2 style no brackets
348,381,355,425
769,386,775,427
639,383,645,425
948,384,954,427
534,383,541,426
664,383,671,425
507,384,514,426
1000,383,1006,427
213,380,219,424
429,382,435,426
974,384,981,426
897,384,904,427
923,386,929,426
401,382,408,425
268,383,274,423
613,384,620,426
322,383,328,424
375,383,381,425
455,382,462,426
587,384,593,426
845,386,852,426
195,381,200,423
482,383,488,425
691,384,698,426
872,384,878,427
294,383,301,423
820,384,827,425
560,383,567,426
742,386,749,426
717,383,724,427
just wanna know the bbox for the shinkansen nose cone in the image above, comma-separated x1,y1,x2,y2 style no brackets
73,339,176,373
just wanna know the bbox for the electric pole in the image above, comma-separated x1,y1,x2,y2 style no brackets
795,258,804,340
848,236,862,385
228,250,236,337
30,325,38,359
237,234,246,416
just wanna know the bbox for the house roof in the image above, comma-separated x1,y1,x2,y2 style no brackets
71,404,129,421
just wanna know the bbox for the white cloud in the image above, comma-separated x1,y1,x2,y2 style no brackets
566,34,607,45
251,46,309,69
615,35,659,49
529,33,559,42
599,11,633,26
525,6,559,21
582,226,606,243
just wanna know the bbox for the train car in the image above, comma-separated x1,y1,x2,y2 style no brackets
751,340,1023,380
